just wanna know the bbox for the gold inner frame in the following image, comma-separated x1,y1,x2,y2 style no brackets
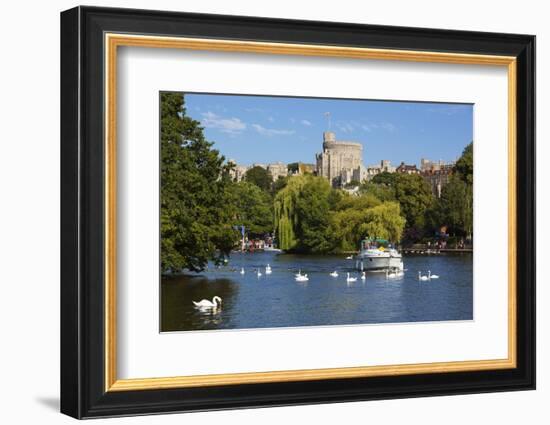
104,33,517,392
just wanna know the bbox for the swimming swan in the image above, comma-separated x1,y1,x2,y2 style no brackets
295,273,309,282
240,267,245,275
193,296,222,308
361,272,366,280
346,273,357,282
257,269,262,277
330,271,339,277
429,270,439,279
418,271,429,281
265,264,272,274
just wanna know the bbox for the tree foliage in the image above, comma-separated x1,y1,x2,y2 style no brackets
329,196,404,252
359,181,396,202
371,171,398,186
274,175,405,253
393,174,434,231
244,166,273,192
454,142,473,185
293,176,334,253
160,92,238,273
429,144,473,238
226,181,273,236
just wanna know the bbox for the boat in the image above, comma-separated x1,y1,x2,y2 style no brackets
264,245,283,253
356,238,404,271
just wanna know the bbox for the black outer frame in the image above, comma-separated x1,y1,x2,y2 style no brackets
60,6,535,419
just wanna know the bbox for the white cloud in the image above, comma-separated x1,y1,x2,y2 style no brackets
252,124,295,137
201,111,246,134
336,120,396,134
380,122,397,132
301,119,312,126
336,121,355,133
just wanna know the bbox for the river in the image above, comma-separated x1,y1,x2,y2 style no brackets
161,251,473,332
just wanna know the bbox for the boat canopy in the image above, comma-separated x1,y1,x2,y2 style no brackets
362,237,389,245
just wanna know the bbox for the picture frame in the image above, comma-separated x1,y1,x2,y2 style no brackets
60,5,535,419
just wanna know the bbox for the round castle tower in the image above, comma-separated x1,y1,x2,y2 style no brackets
317,132,364,186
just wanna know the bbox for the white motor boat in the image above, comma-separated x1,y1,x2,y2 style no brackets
356,239,403,271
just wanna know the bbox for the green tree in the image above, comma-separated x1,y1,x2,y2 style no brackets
393,173,434,232
274,175,334,252
329,195,404,251
455,142,473,185
245,166,273,191
431,175,472,238
428,142,474,239
226,181,273,236
359,202,406,242
272,175,289,194
273,176,307,250
160,92,238,273
371,171,398,186
294,176,334,252
359,181,396,202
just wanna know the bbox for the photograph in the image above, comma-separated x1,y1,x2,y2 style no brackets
160,92,474,332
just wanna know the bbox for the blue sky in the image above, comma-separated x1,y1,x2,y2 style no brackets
183,93,473,167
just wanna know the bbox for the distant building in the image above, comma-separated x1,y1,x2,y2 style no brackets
420,158,455,198
288,162,315,176
365,159,396,180
396,162,420,174
228,159,249,182
228,160,291,183
267,162,287,181
316,131,366,187
420,158,455,172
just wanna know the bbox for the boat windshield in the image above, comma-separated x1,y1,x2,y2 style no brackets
361,238,392,250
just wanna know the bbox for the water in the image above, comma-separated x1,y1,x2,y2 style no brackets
161,251,473,332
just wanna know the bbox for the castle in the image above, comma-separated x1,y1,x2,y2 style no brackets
229,131,455,196
315,131,367,187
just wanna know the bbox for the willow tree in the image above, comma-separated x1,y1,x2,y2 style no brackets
329,197,405,251
273,175,333,252
358,202,406,242
273,176,307,251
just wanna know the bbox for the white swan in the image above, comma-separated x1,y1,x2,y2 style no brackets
361,272,366,280
257,269,262,277
346,255,353,260
295,269,303,277
193,296,222,308
428,270,439,279
265,264,272,274
346,272,357,282
240,267,245,275
330,270,339,277
295,273,309,282
418,271,429,281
